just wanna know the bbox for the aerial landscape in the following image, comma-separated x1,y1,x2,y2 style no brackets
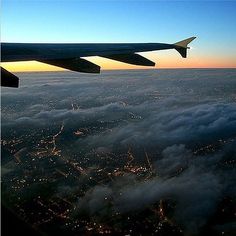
1,1,236,236
2,69,236,235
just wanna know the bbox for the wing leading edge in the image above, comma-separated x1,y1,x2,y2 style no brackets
1,37,196,87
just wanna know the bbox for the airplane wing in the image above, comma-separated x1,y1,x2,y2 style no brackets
1,37,196,87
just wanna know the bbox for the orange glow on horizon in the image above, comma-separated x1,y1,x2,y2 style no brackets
1,51,236,72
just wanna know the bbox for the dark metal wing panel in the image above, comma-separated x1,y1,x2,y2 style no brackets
101,54,155,66
1,67,19,88
38,58,100,73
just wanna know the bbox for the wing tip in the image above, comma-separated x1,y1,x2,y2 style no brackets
174,36,196,48
174,36,196,58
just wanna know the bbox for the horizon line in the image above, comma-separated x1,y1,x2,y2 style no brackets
9,67,236,73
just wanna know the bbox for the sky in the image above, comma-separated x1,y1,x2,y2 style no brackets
1,0,236,71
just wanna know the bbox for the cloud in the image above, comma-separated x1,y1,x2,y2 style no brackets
1,70,236,235
76,143,229,234
81,102,236,153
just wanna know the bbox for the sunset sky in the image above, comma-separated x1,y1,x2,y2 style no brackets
1,0,236,71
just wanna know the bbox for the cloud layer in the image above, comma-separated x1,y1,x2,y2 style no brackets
2,69,236,235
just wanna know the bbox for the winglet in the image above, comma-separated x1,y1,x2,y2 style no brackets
174,37,196,58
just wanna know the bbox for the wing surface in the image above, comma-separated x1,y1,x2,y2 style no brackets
1,37,196,87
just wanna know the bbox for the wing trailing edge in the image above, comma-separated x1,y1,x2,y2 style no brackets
101,54,155,66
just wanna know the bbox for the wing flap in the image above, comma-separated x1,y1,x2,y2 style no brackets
101,54,155,66
38,58,100,73
1,67,19,88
